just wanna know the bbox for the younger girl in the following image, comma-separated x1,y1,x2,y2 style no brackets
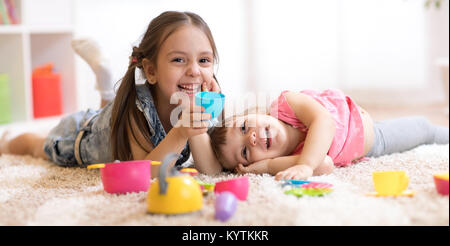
0,11,221,178
208,89,449,180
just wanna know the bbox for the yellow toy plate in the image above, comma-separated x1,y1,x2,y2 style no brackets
366,190,415,197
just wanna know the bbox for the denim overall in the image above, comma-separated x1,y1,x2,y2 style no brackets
43,83,190,167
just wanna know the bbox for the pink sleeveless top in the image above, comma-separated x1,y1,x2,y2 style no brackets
269,89,365,167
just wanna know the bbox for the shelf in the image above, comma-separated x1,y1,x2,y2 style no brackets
0,25,24,34
29,26,73,34
0,25,73,34
0,0,76,126
0,34,27,122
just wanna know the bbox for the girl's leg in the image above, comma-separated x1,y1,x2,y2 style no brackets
0,132,48,160
367,116,449,157
72,39,115,108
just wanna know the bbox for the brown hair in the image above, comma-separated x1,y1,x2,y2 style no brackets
111,11,219,161
208,115,233,170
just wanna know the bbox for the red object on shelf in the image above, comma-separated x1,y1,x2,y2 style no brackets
32,63,62,118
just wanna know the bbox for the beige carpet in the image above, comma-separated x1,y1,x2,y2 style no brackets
0,144,448,226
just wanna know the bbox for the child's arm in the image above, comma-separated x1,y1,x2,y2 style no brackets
276,91,336,179
236,155,307,175
189,133,223,175
189,77,223,175
141,103,209,178
285,91,335,164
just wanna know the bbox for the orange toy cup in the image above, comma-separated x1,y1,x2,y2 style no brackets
214,176,249,201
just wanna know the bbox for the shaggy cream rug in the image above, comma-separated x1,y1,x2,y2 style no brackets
0,144,448,226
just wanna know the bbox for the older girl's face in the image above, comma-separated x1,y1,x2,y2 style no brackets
151,25,215,102
220,114,291,170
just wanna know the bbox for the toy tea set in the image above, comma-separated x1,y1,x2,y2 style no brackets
87,92,244,221
86,92,448,222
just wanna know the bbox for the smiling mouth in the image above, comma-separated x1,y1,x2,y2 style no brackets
178,84,201,94
265,127,271,149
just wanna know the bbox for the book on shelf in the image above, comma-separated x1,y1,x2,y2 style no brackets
0,0,18,25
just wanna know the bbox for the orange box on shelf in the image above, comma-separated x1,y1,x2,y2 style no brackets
32,63,62,118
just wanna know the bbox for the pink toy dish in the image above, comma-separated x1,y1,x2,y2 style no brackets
433,172,449,196
87,160,160,194
214,176,249,201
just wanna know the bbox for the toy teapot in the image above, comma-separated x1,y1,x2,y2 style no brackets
147,153,203,214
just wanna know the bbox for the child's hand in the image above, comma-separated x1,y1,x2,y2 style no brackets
174,103,211,139
235,159,270,174
201,72,220,93
274,164,313,181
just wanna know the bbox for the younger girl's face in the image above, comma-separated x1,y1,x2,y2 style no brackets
220,114,291,170
151,25,215,102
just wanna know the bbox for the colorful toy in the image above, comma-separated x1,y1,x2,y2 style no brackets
284,182,333,197
180,168,198,176
0,73,11,124
214,176,249,201
196,179,215,192
195,92,225,122
147,153,203,214
215,191,237,222
282,179,311,187
433,172,449,195
367,171,414,197
32,63,62,118
87,160,160,194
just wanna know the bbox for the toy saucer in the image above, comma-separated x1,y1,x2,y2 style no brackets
284,182,334,198
282,179,311,187
285,187,333,197
196,179,215,195
366,190,415,197
179,168,198,176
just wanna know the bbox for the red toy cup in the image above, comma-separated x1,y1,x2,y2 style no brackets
214,176,249,201
433,172,449,196
88,160,156,194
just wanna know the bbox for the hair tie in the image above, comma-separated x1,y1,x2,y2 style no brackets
131,57,138,63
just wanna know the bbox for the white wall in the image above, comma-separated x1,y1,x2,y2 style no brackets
73,0,248,110
73,0,449,110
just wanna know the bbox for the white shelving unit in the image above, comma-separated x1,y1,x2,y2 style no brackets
0,0,75,128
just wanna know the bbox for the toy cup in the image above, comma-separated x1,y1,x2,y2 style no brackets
195,92,225,121
433,172,449,195
214,176,249,201
87,160,160,194
372,171,409,196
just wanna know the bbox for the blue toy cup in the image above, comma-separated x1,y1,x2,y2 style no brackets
195,92,225,120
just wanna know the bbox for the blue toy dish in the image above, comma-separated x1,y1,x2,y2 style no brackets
195,92,225,120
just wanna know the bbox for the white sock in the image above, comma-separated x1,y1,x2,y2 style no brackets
72,39,115,101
